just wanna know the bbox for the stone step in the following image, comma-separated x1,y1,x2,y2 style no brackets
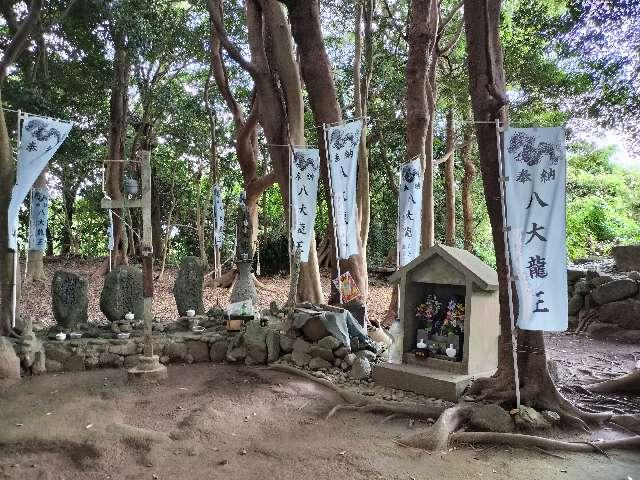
372,362,474,402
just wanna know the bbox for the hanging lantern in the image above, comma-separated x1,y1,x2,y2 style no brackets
124,177,139,196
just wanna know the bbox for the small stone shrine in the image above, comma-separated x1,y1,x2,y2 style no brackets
374,244,499,401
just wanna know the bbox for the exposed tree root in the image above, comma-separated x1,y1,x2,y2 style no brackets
467,369,611,430
268,364,446,420
400,404,473,451
450,431,640,453
610,414,640,435
587,370,640,394
206,269,236,288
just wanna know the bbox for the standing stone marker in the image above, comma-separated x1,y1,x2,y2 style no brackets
100,265,144,322
173,256,205,316
52,270,88,329
230,193,257,306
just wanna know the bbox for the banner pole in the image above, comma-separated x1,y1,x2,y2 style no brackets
323,123,343,305
496,118,521,409
11,110,22,328
288,146,293,280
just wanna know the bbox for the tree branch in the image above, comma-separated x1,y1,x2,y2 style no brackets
438,19,463,56
439,0,464,34
206,0,258,77
0,0,43,83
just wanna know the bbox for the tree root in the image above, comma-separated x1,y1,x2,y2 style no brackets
400,404,473,451
450,431,640,453
587,370,640,394
268,364,446,420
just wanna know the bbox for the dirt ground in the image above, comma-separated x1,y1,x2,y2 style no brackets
1,364,639,480
6,257,639,478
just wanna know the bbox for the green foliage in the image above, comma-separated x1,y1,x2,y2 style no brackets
566,143,640,259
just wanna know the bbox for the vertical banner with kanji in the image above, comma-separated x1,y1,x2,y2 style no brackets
28,188,49,251
107,209,114,251
503,127,567,331
290,147,320,262
8,113,72,249
327,119,363,259
398,157,423,267
212,184,225,249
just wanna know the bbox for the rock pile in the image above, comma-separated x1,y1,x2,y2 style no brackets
568,268,640,342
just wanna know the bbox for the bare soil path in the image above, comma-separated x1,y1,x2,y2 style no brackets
1,364,639,480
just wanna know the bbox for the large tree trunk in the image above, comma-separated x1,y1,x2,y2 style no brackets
206,0,275,270
0,92,16,336
286,0,368,307
463,0,603,427
444,108,456,246
0,0,43,335
105,29,130,268
405,0,439,251
263,0,322,303
461,127,475,251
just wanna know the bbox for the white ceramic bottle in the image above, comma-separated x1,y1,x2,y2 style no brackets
446,343,457,358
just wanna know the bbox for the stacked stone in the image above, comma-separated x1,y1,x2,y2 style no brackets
567,268,640,342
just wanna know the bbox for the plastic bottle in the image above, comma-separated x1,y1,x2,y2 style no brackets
388,319,403,364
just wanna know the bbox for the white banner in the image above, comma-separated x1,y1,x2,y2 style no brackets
28,187,49,251
291,148,320,262
327,119,363,259
398,157,423,267
107,209,114,251
8,114,72,249
503,127,567,331
212,184,224,249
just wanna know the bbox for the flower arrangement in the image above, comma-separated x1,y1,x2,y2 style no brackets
416,294,442,331
442,298,465,336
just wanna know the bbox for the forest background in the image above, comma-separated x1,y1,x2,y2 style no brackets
1,0,638,278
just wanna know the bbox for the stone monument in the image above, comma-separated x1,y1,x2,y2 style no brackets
100,265,144,322
52,270,88,329
173,256,205,316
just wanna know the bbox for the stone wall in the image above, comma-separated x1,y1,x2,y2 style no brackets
568,269,640,343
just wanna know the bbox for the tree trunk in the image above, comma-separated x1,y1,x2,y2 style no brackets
405,0,438,251
60,183,76,255
0,0,43,334
444,108,456,246
354,0,373,257
26,170,47,281
463,0,600,426
151,174,164,260
287,0,368,306
461,127,475,251
105,28,130,268
0,92,16,335
262,0,323,303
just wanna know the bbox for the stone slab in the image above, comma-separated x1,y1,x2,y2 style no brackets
373,362,474,402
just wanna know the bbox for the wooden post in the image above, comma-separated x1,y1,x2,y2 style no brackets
140,149,154,358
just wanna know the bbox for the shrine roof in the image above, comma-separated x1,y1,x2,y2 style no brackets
388,244,499,291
